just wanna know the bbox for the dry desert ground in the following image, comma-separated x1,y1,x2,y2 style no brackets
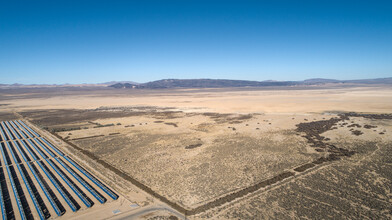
0,85,391,219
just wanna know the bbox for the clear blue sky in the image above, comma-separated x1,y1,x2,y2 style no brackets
1,0,391,84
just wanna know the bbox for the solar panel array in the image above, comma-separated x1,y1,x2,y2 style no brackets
0,120,118,220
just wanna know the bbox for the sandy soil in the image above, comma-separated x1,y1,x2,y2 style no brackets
198,117,392,219
1,86,392,114
61,113,325,208
0,85,391,219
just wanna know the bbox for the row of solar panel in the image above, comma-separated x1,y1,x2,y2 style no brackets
0,121,118,220
0,120,39,142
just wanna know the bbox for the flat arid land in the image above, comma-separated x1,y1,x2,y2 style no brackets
0,84,391,219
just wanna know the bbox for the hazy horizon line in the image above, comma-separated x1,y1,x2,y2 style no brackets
2,76,392,86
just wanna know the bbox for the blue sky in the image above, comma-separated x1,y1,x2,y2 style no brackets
1,0,391,84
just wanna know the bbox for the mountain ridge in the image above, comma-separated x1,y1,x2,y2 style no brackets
108,77,392,89
1,78,391,89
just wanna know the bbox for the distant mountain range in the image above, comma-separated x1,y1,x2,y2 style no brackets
108,77,392,89
1,78,391,89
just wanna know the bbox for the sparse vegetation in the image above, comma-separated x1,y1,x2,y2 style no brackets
2,87,391,219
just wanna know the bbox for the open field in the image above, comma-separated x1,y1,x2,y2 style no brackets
1,85,392,113
0,85,391,219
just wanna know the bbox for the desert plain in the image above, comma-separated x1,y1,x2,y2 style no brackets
0,84,391,219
